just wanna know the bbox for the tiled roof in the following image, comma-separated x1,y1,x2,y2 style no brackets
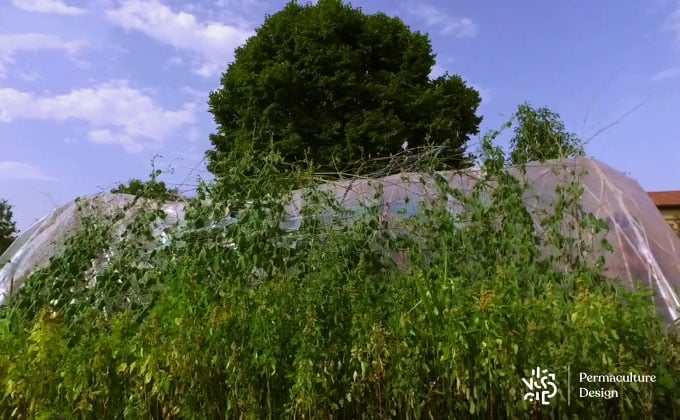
648,191,680,208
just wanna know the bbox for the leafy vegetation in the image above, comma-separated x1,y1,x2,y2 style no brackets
207,0,482,178
111,158,182,201
509,102,584,165
1,119,678,418
0,198,18,255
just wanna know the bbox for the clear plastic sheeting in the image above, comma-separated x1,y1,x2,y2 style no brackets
0,194,187,306
1,157,679,324
284,157,680,324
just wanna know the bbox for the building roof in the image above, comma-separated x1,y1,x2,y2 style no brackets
648,191,680,209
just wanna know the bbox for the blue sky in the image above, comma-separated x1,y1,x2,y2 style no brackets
1,0,679,231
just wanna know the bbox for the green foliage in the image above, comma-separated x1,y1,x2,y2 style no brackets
0,198,18,255
509,102,584,165
111,157,182,201
207,0,482,178
110,178,181,201
0,121,679,418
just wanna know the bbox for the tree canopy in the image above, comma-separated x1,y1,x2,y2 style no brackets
207,0,482,177
509,102,583,165
0,198,18,255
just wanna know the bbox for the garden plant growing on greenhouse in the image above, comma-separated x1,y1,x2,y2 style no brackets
0,121,678,418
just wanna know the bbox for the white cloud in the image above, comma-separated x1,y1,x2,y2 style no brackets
165,55,185,70
0,80,197,153
405,4,477,38
0,161,57,182
12,0,86,15
651,67,680,81
88,129,146,153
213,0,259,9
17,70,42,82
0,33,87,78
105,0,253,77
184,0,266,29
180,86,209,111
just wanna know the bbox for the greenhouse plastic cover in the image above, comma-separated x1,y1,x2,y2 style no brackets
0,194,186,306
1,157,679,325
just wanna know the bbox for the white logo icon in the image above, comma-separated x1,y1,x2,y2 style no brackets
522,366,558,405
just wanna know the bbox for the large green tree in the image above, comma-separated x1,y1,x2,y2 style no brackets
207,0,482,176
0,198,18,255
509,102,584,165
